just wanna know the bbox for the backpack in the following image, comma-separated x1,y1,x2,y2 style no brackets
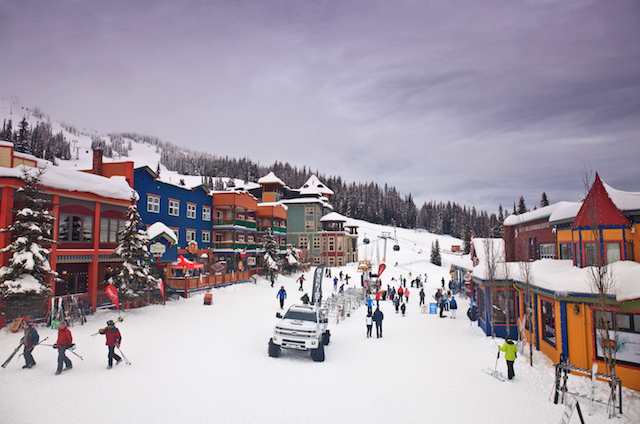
31,328,39,344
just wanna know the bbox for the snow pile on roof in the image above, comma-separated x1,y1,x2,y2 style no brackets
320,211,347,222
298,175,334,197
0,164,134,201
504,202,581,226
147,222,178,244
603,182,640,212
257,172,286,187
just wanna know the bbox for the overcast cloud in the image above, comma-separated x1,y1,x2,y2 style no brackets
1,0,639,213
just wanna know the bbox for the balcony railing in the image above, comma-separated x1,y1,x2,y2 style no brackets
213,219,257,229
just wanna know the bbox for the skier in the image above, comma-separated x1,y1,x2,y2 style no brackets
54,321,73,375
300,293,310,305
449,296,457,318
99,320,122,369
419,288,425,306
339,271,343,282
365,312,373,338
372,307,384,338
276,286,287,309
404,288,410,303
21,319,39,369
333,277,338,291
397,286,404,302
400,302,406,316
366,296,374,314
499,339,518,380
297,274,306,291
345,274,350,284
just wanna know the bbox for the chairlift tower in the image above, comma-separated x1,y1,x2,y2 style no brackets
378,231,393,263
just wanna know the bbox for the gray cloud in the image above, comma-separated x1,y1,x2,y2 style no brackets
1,0,638,213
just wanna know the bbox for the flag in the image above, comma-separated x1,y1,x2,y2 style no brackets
157,278,165,298
240,247,247,258
378,263,386,276
311,265,324,306
105,284,119,307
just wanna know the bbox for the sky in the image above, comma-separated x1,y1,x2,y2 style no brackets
1,0,639,213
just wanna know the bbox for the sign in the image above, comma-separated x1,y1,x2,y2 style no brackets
150,242,167,259
429,303,437,314
311,265,324,305
559,395,584,424
464,271,472,282
247,257,256,266
187,241,198,254
157,278,164,298
105,284,119,306
211,262,226,273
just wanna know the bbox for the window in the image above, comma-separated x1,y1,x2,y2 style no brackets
238,234,245,242
215,233,223,242
626,241,635,261
187,203,196,219
305,206,314,215
541,298,556,347
100,218,125,243
247,235,254,243
594,310,640,366
202,207,211,221
202,231,211,243
606,242,621,264
305,220,314,230
168,200,180,216
299,236,308,249
540,243,555,259
559,243,573,260
313,237,321,250
186,230,196,243
492,289,516,324
147,196,160,213
584,242,598,267
216,210,223,219
58,214,93,243
328,237,335,252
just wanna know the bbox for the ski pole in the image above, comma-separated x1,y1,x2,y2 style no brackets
494,349,500,372
67,348,84,361
117,347,131,365
18,337,48,358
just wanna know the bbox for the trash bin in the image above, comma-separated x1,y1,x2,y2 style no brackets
204,293,212,305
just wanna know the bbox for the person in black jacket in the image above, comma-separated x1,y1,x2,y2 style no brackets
22,319,39,369
372,307,384,338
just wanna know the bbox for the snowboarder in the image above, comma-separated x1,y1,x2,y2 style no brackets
21,319,39,369
297,274,306,291
499,339,518,380
276,286,287,309
99,320,122,369
366,312,373,338
372,307,384,338
300,293,310,304
54,321,73,375
419,288,425,306
449,296,457,319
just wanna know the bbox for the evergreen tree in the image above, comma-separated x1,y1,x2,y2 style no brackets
463,225,472,255
430,239,442,266
540,192,549,207
0,119,12,141
0,167,59,316
15,118,30,153
262,228,279,286
517,196,527,215
107,194,159,308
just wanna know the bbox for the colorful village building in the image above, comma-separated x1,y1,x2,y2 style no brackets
0,143,133,325
493,173,640,391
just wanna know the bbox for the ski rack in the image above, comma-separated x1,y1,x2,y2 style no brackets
552,361,622,417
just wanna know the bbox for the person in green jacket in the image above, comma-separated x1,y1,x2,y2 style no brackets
499,339,518,380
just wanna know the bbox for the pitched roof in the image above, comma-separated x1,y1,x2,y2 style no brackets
573,173,631,228
299,175,334,196
257,172,286,186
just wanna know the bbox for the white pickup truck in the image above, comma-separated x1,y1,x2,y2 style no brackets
268,304,330,362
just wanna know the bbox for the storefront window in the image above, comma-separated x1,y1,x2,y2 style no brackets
541,298,556,346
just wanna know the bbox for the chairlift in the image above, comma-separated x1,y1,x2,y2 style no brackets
393,244,400,251
363,235,370,245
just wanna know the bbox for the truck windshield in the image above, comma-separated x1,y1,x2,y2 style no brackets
284,311,317,322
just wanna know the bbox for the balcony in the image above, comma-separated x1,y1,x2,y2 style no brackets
212,241,259,251
213,218,257,229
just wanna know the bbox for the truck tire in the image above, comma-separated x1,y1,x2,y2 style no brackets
322,330,331,346
311,345,325,362
268,338,280,357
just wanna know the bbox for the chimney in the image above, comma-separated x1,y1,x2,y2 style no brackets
92,148,103,175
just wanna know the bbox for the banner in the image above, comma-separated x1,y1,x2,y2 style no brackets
311,265,324,306
105,284,119,306
157,278,165,298
378,263,386,276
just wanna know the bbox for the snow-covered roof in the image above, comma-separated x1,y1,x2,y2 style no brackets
320,211,347,222
471,238,504,263
504,202,574,226
257,172,286,186
280,196,333,209
257,201,288,210
299,175,334,196
0,164,133,201
147,222,178,244
604,182,640,213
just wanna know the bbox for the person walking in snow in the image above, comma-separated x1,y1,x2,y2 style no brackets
419,288,425,306
372,307,384,338
300,293,310,305
54,321,73,375
333,277,338,291
438,295,446,318
366,312,373,338
345,274,350,284
400,302,406,316
499,339,518,380
276,286,287,309
397,286,404,302
297,274,306,291
21,319,39,369
404,288,410,303
366,296,374,314
449,296,457,319
99,320,122,369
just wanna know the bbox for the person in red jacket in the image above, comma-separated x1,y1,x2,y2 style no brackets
99,320,122,369
54,321,73,375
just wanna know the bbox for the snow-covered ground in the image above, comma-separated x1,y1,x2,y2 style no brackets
2,224,639,424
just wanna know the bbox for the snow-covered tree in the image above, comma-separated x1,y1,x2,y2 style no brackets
0,167,59,316
262,228,279,285
107,193,158,308
430,239,442,266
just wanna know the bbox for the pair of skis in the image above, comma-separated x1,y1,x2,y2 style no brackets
1,336,49,368
483,349,507,382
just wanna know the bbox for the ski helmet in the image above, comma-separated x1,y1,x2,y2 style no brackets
107,320,114,326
